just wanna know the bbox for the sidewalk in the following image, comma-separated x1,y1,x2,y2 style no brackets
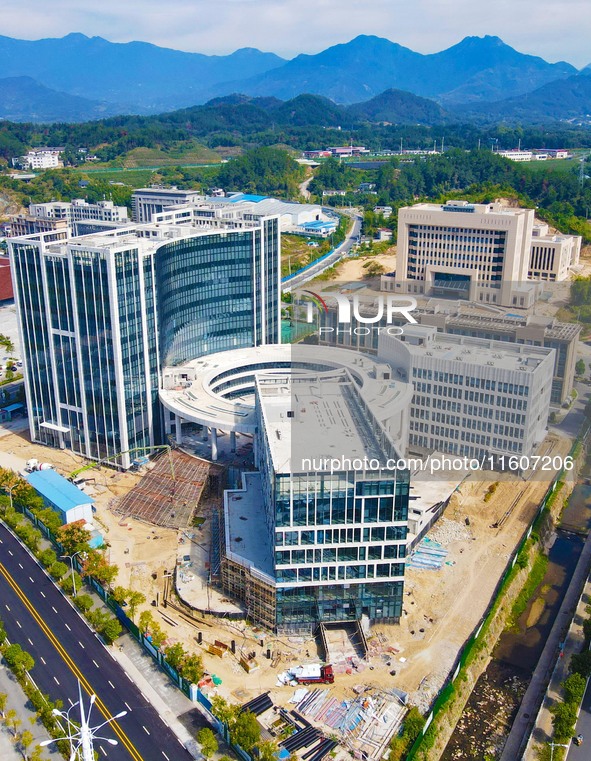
0,661,60,760
110,634,204,759
500,532,591,760
524,577,591,758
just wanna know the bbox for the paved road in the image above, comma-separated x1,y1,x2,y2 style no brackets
282,212,362,291
0,522,194,761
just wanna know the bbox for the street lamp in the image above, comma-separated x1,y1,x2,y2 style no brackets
40,680,126,761
61,550,86,597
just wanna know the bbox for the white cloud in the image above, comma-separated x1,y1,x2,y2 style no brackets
0,0,590,66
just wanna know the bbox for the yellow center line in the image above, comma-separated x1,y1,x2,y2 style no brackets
0,563,144,761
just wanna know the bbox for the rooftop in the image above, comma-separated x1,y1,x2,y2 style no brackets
383,325,555,373
224,472,274,581
26,469,94,511
256,371,392,474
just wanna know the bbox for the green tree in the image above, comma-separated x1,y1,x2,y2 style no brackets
81,550,118,586
258,740,279,761
197,727,218,759
138,610,154,635
210,696,239,728
179,653,203,684
0,692,7,717
111,586,129,605
163,643,186,671
56,520,91,555
48,561,69,580
18,728,34,759
231,711,260,753
3,644,35,674
36,508,63,534
100,617,122,645
127,590,146,620
37,548,57,568
73,594,94,614
550,701,578,741
576,359,586,376
5,708,21,736
563,672,586,705
570,650,591,678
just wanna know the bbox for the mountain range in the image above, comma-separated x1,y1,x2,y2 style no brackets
0,32,589,124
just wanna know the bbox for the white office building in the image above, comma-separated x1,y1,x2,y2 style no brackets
394,200,541,308
378,325,555,461
13,148,64,170
131,186,205,223
529,222,582,281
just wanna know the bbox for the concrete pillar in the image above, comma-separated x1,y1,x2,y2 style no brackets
201,425,209,441
175,415,183,445
230,431,236,452
253,434,258,464
211,428,218,461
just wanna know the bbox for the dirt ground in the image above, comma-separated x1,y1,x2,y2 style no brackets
0,426,572,720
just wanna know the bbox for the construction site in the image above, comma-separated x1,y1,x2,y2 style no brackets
0,417,574,761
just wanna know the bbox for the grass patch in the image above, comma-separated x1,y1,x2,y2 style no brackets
509,551,549,629
519,159,579,175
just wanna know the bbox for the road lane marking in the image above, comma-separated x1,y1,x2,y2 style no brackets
51,606,58,614
93,659,99,668
27,638,33,646
125,702,132,711
108,680,115,689
16,620,21,628
64,623,71,631
18,563,23,569
99,746,107,756
141,692,148,702
0,563,145,761
40,657,46,665
8,550,12,555
79,641,85,649
162,753,170,760
142,726,150,735
53,676,60,685
29,577,34,583
39,592,45,598
4,605,9,611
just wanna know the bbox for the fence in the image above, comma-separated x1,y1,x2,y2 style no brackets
405,422,590,759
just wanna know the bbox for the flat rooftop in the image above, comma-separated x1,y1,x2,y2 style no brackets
256,371,390,474
387,325,555,373
224,472,274,580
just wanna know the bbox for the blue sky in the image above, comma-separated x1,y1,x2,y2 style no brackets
1,0,590,67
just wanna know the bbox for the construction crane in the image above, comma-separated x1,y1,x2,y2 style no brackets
68,444,176,481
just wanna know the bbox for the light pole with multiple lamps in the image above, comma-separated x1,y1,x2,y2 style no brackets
40,681,127,761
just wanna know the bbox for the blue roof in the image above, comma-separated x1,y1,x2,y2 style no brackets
228,193,267,203
26,470,94,511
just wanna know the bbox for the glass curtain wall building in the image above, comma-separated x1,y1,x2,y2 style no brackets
10,217,280,468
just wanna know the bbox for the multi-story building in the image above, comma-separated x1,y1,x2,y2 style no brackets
28,199,129,225
219,353,413,633
11,200,131,239
321,299,579,405
378,325,555,460
394,200,538,308
9,212,280,469
9,215,69,240
131,186,205,223
12,148,64,170
529,222,581,281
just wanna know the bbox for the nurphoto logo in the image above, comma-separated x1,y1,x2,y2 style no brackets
300,291,417,336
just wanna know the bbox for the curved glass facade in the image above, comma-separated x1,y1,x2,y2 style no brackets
156,219,279,366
